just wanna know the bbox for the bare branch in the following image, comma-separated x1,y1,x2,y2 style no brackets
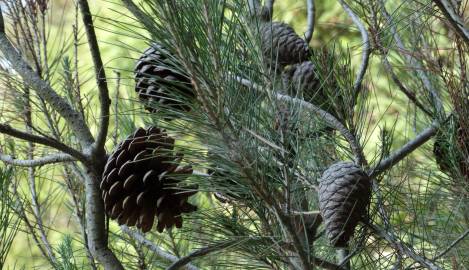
0,153,75,167
433,229,469,261
166,240,238,270
369,120,439,178
0,11,94,147
337,0,370,100
0,123,86,162
83,172,125,270
235,76,367,166
432,0,469,43
368,223,442,270
121,226,200,270
304,0,315,44
77,0,110,155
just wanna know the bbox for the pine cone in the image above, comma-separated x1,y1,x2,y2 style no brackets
433,118,469,179
101,127,197,233
288,61,332,111
134,44,195,116
318,162,371,247
260,22,311,70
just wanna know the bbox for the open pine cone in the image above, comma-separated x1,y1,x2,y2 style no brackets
259,22,311,70
318,162,371,247
101,127,197,233
134,43,195,116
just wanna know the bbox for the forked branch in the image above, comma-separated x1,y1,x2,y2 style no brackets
0,9,94,148
77,0,110,155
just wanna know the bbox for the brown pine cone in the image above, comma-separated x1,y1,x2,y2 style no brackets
318,162,371,247
101,127,197,233
259,22,311,70
134,44,195,116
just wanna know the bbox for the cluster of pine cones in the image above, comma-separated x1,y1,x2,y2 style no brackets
102,9,371,246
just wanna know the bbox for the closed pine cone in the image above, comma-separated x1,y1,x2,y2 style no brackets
318,162,371,247
134,43,195,115
433,117,469,180
259,22,311,70
101,127,197,233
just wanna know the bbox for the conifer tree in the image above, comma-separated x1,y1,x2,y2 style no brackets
0,0,467,269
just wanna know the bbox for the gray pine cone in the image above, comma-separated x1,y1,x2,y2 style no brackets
318,161,371,247
260,22,311,70
289,61,323,102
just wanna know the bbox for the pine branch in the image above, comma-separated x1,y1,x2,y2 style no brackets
337,0,370,101
166,240,238,270
77,0,110,155
0,124,86,162
432,0,469,43
369,120,439,178
433,229,469,261
84,172,124,270
0,10,95,148
0,153,75,167
304,0,315,44
121,226,200,270
235,76,367,166
368,223,442,270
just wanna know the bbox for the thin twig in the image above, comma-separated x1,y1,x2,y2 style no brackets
11,186,55,266
369,120,439,178
0,123,86,162
0,153,75,167
121,226,200,270
432,0,469,43
113,71,121,145
337,0,370,100
23,83,58,266
77,0,110,155
235,76,367,166
304,0,315,44
378,1,444,116
368,223,442,270
166,240,239,270
379,50,433,117
433,229,469,261
0,11,94,147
